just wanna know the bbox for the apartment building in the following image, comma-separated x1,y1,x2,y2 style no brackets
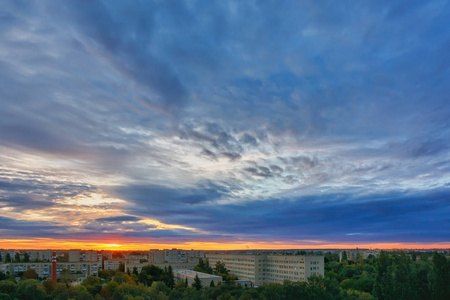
103,260,122,271
149,249,205,264
0,261,99,278
206,253,324,286
149,249,166,264
26,250,53,261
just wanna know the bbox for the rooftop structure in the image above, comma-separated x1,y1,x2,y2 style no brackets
174,269,222,287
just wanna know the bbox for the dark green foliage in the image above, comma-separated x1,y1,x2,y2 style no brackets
166,265,175,289
41,279,57,295
138,270,150,286
113,272,134,285
118,262,125,272
98,269,116,281
4,254,10,263
0,281,17,295
429,251,450,300
0,293,11,300
14,280,47,300
23,253,30,263
193,258,213,274
22,269,38,280
58,268,75,285
81,276,102,296
192,274,202,290
14,253,20,263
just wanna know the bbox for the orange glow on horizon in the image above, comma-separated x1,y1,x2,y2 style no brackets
0,238,448,251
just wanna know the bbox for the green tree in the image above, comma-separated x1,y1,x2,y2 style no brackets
41,279,57,295
59,268,75,286
0,281,17,296
138,270,150,286
373,251,392,299
194,258,213,274
341,251,348,262
22,269,38,280
0,293,11,300
166,265,175,289
14,279,47,300
132,266,138,276
192,274,202,291
23,253,30,263
100,281,119,299
429,251,450,300
5,254,11,263
209,280,215,287
214,261,229,278
391,251,413,299
14,253,20,263
81,275,102,296
118,262,125,272
114,272,135,285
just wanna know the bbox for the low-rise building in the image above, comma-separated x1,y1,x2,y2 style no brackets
174,269,222,287
125,262,197,274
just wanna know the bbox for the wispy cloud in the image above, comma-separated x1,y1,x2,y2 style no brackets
0,0,449,247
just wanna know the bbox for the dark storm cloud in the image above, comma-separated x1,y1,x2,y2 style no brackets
0,174,94,201
0,216,62,238
95,216,141,223
0,195,52,211
114,183,450,244
111,183,227,213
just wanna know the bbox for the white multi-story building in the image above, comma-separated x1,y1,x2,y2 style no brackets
206,253,324,286
0,261,99,278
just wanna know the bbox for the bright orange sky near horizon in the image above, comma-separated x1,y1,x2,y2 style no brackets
1,239,448,251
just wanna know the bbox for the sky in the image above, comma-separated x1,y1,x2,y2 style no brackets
0,0,449,250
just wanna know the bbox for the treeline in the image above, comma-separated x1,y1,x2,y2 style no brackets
325,250,449,300
0,251,448,300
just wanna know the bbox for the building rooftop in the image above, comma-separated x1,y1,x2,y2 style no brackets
174,269,222,279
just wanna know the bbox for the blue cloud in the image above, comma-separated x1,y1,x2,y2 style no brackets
0,0,449,245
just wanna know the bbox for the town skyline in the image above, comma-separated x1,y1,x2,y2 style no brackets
1,1,449,250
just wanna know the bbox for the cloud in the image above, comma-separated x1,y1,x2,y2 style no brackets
109,181,450,244
0,0,449,246
95,216,141,223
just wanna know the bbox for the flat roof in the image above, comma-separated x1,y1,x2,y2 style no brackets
174,269,222,279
